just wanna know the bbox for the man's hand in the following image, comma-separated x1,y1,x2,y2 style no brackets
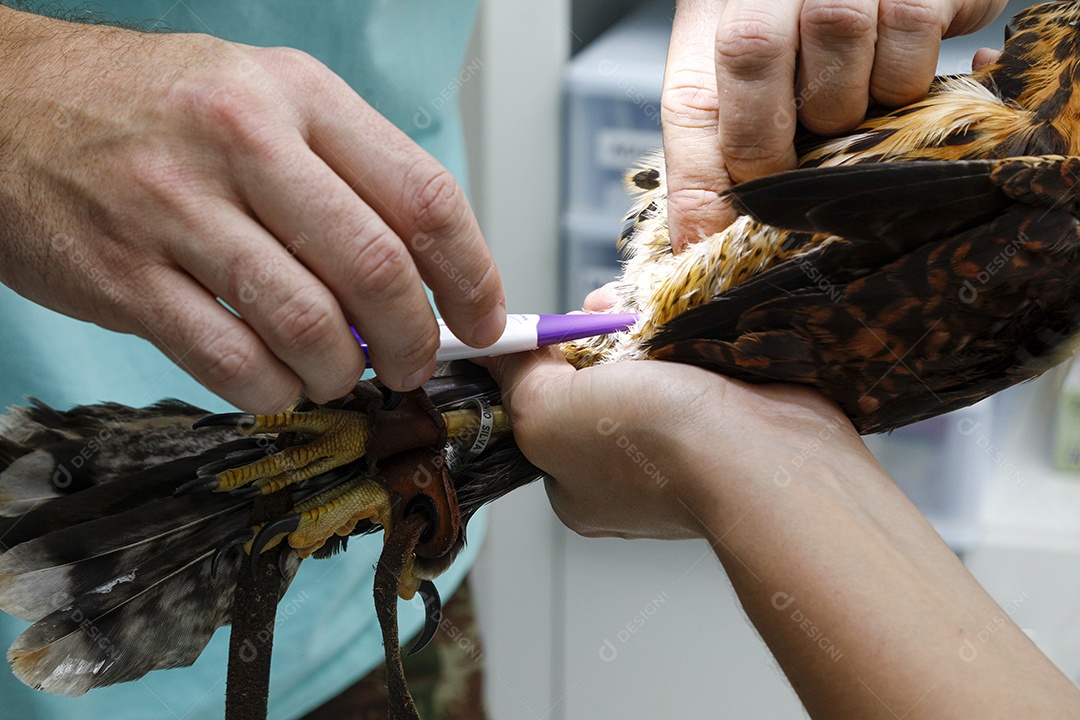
662,0,1008,252
0,8,505,412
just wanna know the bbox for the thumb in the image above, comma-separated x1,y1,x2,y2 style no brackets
972,47,1000,72
475,347,575,412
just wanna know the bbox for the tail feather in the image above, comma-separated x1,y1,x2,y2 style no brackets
0,401,275,695
0,438,258,551
7,518,299,696
0,495,249,621
0,399,237,503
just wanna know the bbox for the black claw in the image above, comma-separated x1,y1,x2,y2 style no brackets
196,449,267,478
211,528,254,578
408,580,442,655
193,413,256,430
174,476,219,497
229,485,264,499
249,514,302,574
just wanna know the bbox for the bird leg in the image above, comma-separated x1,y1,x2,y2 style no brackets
186,408,374,494
188,384,511,603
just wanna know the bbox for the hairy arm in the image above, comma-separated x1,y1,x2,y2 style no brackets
0,4,505,410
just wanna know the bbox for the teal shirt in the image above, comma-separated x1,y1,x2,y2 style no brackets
0,2,483,718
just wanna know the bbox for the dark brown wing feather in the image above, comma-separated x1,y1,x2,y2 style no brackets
647,156,1080,434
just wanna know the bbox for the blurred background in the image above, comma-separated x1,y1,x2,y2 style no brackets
461,1,1080,717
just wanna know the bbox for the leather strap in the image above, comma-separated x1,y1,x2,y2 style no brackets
367,389,461,559
225,486,292,720
374,512,428,720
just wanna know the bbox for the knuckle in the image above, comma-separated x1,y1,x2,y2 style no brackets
716,16,789,75
799,109,857,135
258,46,334,97
271,287,338,354
403,164,468,238
121,146,194,203
349,232,410,297
198,329,258,389
262,46,326,78
661,82,719,129
801,2,875,40
722,141,793,183
798,94,866,133
665,186,720,220
722,136,786,168
170,70,292,161
385,323,440,370
879,0,940,34
177,76,261,134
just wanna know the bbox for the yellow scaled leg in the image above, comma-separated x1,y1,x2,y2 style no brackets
188,409,372,494
288,478,391,558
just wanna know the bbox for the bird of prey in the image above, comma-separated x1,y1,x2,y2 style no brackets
3,0,1080,713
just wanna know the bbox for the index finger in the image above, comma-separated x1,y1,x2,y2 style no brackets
308,74,506,348
714,0,801,183
662,0,734,253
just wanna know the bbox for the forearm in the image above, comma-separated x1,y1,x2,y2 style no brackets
696,424,1080,718
0,4,77,65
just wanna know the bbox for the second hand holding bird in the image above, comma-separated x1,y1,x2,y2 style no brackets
481,312,1080,719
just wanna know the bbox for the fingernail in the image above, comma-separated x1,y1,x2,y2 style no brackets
471,302,506,347
401,363,432,391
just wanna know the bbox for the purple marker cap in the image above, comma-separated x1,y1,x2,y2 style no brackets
352,312,639,367
535,313,640,345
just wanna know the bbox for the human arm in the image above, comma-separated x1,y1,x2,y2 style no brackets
661,0,1009,251
0,5,505,411
483,350,1080,718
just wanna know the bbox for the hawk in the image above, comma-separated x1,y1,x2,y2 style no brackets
3,0,1080,715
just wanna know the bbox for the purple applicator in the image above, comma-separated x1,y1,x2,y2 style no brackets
351,313,639,367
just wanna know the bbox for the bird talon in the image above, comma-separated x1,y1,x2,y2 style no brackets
286,479,392,559
211,528,255,578
248,514,302,574
408,579,442,655
189,408,374,494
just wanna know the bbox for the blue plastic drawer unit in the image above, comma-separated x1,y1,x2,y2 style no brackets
561,0,671,311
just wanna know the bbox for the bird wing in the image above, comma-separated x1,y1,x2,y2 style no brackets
647,156,1080,433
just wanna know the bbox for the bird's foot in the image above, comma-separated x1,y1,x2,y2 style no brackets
190,384,502,653
181,407,374,495
246,476,391,559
